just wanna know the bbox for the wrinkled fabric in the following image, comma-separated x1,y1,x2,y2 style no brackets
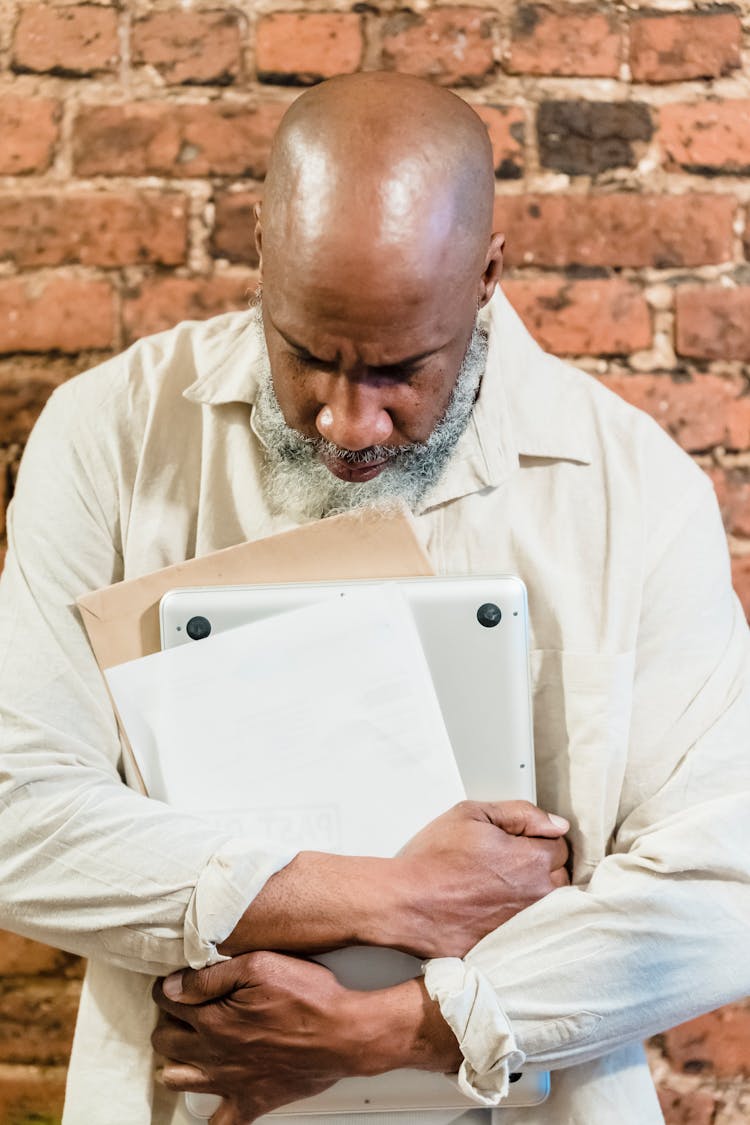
0,287,747,1125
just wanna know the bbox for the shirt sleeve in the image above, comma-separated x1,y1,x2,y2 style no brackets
0,383,293,976
424,476,750,1105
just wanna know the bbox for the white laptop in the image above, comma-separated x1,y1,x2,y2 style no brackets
159,576,549,1117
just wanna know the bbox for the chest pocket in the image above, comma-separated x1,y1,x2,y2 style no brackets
530,650,636,883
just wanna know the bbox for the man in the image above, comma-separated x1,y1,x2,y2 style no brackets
0,72,748,1125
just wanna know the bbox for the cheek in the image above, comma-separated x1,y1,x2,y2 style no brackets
406,365,460,439
268,357,315,432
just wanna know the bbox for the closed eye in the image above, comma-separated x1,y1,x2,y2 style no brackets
290,349,334,369
289,350,423,385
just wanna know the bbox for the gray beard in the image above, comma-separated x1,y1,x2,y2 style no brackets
252,308,489,520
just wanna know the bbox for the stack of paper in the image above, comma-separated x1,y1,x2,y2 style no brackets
105,584,465,861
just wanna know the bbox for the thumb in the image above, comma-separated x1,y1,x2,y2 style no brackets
481,799,569,838
161,961,234,1005
211,1100,255,1125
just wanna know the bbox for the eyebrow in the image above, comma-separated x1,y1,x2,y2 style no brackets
272,321,441,371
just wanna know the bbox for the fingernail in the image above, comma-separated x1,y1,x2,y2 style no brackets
162,971,184,1000
548,814,569,829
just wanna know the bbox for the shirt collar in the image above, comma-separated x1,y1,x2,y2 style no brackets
183,287,592,509
183,310,265,406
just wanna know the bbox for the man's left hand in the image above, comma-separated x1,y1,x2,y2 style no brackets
152,951,360,1124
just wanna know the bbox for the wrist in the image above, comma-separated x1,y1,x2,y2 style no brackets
342,978,463,1078
363,855,425,953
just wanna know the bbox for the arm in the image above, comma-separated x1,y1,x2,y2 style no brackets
220,800,570,959
420,479,750,1102
0,383,292,975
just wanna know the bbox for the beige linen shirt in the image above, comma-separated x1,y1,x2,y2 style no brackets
0,289,748,1125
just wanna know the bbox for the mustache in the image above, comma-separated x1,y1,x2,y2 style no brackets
308,438,418,465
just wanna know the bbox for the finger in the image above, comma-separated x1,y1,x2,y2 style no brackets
211,1099,258,1125
154,960,238,1013
152,1019,201,1064
550,867,570,888
154,1010,192,1031
158,1062,213,1093
477,799,570,838
546,835,570,869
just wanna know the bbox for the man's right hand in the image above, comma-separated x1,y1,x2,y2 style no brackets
388,799,570,958
220,800,569,961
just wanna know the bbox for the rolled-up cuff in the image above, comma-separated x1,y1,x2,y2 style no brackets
183,840,297,968
423,956,525,1106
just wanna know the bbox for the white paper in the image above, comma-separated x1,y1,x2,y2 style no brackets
105,585,465,858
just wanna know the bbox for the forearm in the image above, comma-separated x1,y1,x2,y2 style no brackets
221,801,570,958
219,851,415,956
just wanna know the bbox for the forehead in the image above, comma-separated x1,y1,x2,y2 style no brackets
263,239,475,365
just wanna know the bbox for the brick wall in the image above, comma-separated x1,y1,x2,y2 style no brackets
0,1,748,1122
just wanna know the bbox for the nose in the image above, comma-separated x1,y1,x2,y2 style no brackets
315,379,394,450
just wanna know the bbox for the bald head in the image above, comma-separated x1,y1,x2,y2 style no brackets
254,74,504,484
260,72,496,293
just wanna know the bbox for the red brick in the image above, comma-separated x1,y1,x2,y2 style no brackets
473,105,524,178
732,556,750,621
211,192,261,265
132,10,242,86
12,3,119,76
0,276,116,354
0,933,71,977
0,1064,66,1124
494,194,735,269
73,101,286,178
657,1085,718,1125
0,979,80,1065
122,274,257,344
675,287,750,362
256,13,363,84
630,11,741,84
704,466,750,539
0,357,80,444
0,192,187,268
660,100,750,173
663,1002,750,1079
0,96,61,174
502,278,650,356
382,8,496,87
599,373,750,453
507,5,621,78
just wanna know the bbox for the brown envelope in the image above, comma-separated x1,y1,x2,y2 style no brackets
76,508,434,792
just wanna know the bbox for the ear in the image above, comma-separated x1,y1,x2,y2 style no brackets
477,232,505,309
253,201,263,276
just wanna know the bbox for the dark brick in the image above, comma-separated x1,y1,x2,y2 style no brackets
538,101,653,175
